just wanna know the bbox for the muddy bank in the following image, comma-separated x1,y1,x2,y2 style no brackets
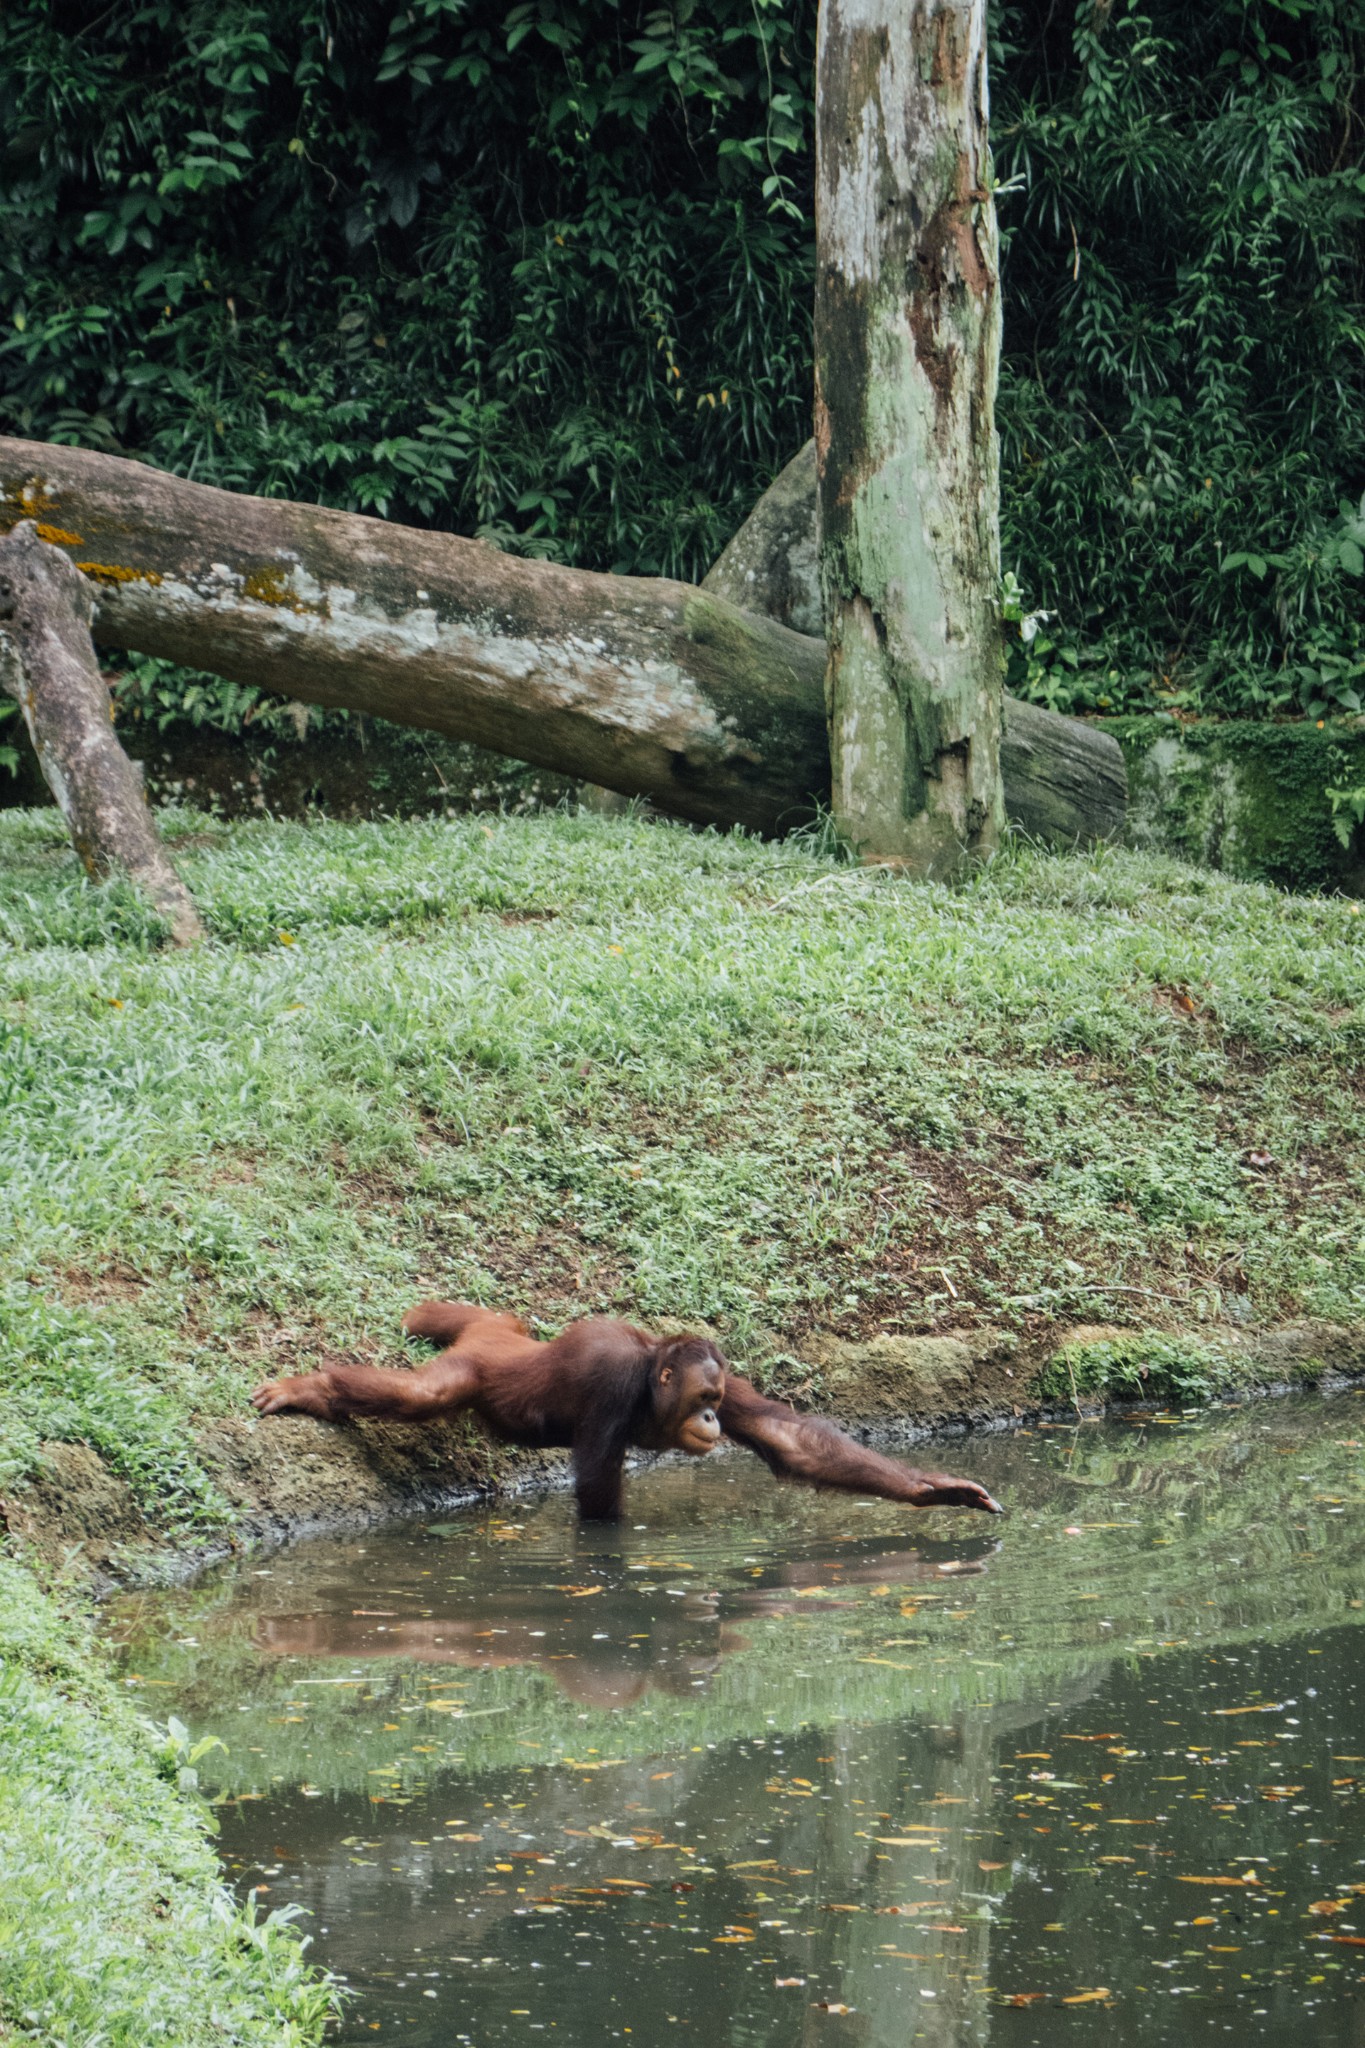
5,1317,1363,1592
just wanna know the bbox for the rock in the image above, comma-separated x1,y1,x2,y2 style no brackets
798,1328,1018,1422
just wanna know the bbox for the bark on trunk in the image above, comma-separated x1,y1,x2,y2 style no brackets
815,0,1005,875
702,440,1128,848
0,438,829,838
0,520,202,944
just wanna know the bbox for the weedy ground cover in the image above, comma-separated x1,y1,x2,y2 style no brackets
1,803,1361,1514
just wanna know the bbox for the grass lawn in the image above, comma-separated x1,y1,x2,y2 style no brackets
2,802,1363,1513
0,800,1362,2041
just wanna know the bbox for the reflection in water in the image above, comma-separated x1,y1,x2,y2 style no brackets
249,1528,994,1709
108,1398,1365,2046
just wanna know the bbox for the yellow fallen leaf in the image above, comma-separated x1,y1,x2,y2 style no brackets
1062,1988,1111,2004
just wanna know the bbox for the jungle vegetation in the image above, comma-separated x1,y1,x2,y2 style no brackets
1,0,1363,741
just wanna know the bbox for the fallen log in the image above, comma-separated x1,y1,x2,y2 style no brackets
703,440,1127,847
0,519,202,944
0,436,828,838
0,436,1123,843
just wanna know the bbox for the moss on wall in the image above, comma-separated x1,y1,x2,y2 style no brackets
1106,715,1365,894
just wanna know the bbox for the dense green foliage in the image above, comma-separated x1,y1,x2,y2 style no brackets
0,0,1362,731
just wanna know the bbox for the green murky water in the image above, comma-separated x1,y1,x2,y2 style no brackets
107,1397,1365,2045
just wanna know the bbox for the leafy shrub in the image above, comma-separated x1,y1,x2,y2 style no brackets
1037,1333,1235,1406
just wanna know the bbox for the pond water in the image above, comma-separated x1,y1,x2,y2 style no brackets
107,1398,1365,2046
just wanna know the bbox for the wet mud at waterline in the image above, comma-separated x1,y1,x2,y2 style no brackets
107,1398,1365,2044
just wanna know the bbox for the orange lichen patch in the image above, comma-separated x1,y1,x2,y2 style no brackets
76,562,163,587
242,564,324,615
34,524,84,546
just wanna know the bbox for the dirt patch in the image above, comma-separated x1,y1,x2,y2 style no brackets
2,1443,147,1564
1228,1319,1365,1380
3,1411,567,1593
800,1326,1023,1424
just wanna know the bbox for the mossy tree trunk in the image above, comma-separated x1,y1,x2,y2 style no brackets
815,0,1004,874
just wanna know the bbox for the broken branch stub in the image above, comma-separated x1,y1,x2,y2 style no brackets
0,520,202,944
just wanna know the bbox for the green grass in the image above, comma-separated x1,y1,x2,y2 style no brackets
1,802,1362,1517
0,1554,338,2045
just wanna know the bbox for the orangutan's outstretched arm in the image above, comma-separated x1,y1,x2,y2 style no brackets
250,1352,480,1422
718,1376,1002,1514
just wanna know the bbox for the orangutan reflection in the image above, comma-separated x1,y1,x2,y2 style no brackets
251,1533,994,1708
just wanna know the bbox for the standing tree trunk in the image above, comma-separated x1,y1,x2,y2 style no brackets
0,521,202,944
816,0,1004,874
